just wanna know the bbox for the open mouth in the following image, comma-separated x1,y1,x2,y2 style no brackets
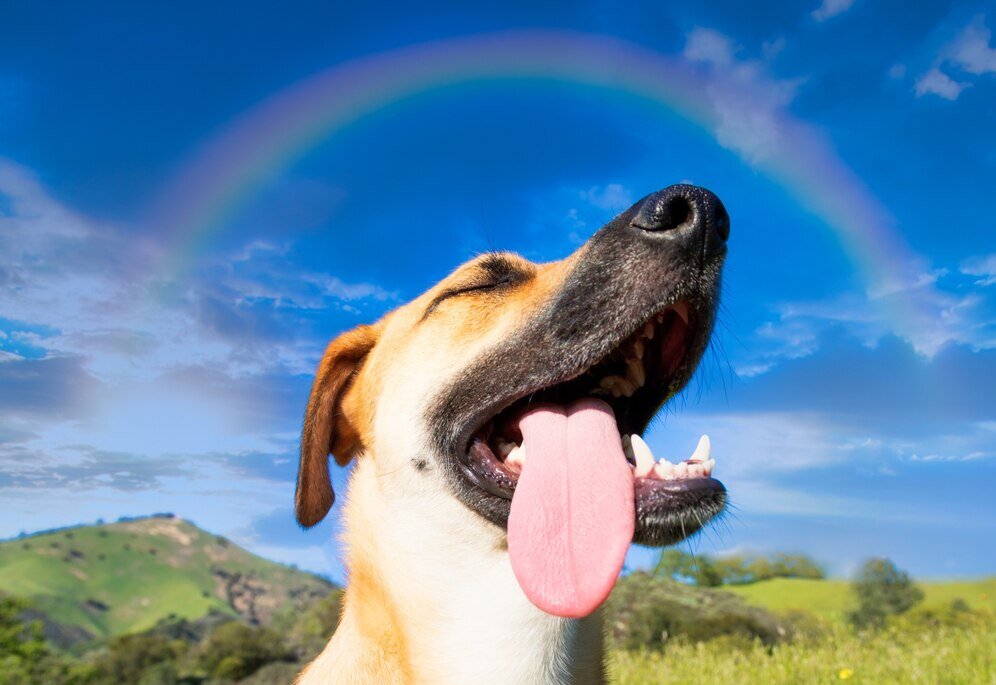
456,300,726,547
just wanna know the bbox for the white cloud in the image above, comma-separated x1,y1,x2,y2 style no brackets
683,28,735,68
641,408,996,530
811,0,856,22
810,0,854,21
914,15,995,101
761,37,786,61
740,256,996,368
946,15,996,75
0,159,397,555
682,28,805,164
907,451,992,463
0,160,390,381
914,67,969,99
649,411,847,476
579,183,633,212
888,63,907,79
961,253,996,286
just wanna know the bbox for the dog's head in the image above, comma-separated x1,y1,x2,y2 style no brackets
296,183,729,560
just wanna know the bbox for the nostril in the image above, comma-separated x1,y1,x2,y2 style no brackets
649,195,693,233
713,201,730,242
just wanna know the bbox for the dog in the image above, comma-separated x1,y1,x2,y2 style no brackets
293,184,729,684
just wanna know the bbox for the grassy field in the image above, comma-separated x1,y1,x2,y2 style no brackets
611,622,996,685
726,576,996,621
612,576,996,684
0,516,332,637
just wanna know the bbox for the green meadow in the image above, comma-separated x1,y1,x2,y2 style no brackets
610,576,996,685
726,576,996,619
611,622,996,685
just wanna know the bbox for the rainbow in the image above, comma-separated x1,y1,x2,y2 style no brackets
146,29,927,330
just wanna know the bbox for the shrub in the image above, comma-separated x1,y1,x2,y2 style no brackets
194,622,294,681
0,595,50,684
136,662,179,685
848,558,923,630
605,572,796,649
86,633,186,685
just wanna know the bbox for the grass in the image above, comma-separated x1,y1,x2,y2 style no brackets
611,622,996,685
612,575,996,684
726,577,996,622
0,517,333,637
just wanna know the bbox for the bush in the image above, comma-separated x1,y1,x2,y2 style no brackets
136,662,179,685
195,622,295,681
0,595,49,685
605,572,798,649
848,558,923,630
287,589,344,655
86,633,186,685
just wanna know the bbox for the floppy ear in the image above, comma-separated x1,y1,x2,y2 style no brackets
296,324,380,528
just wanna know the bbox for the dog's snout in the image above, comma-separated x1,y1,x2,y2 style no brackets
631,184,729,259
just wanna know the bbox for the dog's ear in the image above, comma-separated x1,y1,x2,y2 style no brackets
296,324,380,528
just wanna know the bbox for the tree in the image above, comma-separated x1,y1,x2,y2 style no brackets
848,558,924,629
656,550,825,586
0,595,49,685
291,589,344,656
87,633,185,685
195,622,295,681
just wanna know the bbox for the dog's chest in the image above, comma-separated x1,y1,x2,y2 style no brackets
424,561,581,685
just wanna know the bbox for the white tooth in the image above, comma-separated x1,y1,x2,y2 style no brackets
690,435,711,462
703,458,715,476
495,440,515,459
652,461,674,479
625,359,645,388
672,302,691,325
632,339,645,360
630,435,656,477
674,462,689,478
622,434,635,465
643,321,656,339
505,444,526,473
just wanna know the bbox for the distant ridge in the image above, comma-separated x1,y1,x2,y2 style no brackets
0,515,335,639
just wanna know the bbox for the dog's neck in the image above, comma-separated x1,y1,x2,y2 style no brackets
297,456,605,685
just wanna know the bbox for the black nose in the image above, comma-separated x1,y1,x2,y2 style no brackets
631,184,729,259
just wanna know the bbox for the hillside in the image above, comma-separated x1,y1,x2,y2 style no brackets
726,576,996,621
0,516,334,639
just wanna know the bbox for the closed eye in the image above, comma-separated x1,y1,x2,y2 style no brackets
421,254,531,320
422,275,514,318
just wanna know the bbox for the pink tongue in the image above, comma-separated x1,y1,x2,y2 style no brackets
507,398,635,618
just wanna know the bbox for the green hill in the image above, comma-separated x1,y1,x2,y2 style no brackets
726,576,996,621
0,516,334,640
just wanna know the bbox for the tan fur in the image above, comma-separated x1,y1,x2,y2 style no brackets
295,252,607,685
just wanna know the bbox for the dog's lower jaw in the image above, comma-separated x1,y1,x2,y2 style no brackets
296,456,606,685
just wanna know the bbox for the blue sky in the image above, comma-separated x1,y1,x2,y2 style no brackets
1,0,994,581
